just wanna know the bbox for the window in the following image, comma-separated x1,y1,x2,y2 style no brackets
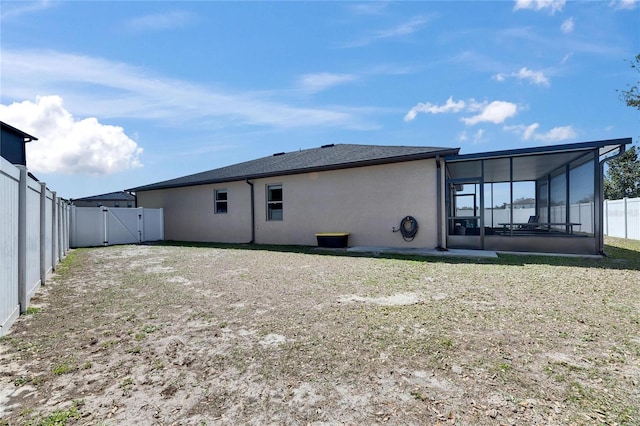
266,184,283,221
215,189,228,214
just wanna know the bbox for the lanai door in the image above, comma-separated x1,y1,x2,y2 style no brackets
447,179,484,249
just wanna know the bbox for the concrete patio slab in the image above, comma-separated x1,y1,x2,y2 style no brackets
346,246,499,258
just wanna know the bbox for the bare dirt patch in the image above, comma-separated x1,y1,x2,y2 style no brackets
1,240,639,425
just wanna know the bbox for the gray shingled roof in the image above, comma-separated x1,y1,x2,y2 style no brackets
129,143,459,192
74,191,136,202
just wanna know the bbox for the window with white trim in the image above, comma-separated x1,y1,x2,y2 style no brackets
266,184,283,221
215,189,228,214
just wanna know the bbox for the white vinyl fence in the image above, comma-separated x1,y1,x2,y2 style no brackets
70,206,164,248
1,158,70,337
604,197,640,240
457,204,595,234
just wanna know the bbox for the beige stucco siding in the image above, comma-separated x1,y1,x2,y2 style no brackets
252,159,438,248
136,158,439,248
136,181,252,242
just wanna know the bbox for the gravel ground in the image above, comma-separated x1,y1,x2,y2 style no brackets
1,239,639,425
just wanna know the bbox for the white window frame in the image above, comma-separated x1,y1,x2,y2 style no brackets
266,184,283,221
214,189,228,214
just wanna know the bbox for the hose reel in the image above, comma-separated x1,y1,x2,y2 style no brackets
394,215,419,242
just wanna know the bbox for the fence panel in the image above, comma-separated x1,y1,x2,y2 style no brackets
26,176,42,302
70,207,106,247
604,198,640,240
0,158,20,333
628,198,640,240
43,189,53,276
143,208,164,242
107,208,141,245
70,207,164,248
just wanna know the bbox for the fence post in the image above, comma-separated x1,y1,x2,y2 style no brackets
624,197,628,239
17,166,28,314
39,182,47,286
604,200,608,236
58,199,63,261
51,192,57,271
138,207,144,243
102,207,109,246
65,202,70,252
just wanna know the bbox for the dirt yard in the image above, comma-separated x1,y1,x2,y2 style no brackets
1,239,639,425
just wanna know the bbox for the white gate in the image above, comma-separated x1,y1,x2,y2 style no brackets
70,206,164,248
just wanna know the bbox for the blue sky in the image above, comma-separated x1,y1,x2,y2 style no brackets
1,0,638,199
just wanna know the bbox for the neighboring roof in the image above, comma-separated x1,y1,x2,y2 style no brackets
0,121,38,142
73,191,136,202
129,143,459,192
445,138,632,182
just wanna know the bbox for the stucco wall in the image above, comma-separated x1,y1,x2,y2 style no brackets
137,181,252,243
137,159,439,248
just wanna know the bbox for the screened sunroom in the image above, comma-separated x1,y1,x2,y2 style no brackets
442,138,631,255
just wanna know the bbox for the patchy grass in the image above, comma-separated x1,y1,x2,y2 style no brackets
0,238,638,424
25,400,83,426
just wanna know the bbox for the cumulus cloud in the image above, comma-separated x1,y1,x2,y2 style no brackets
534,125,576,142
462,101,518,125
494,67,550,87
513,0,566,14
0,96,143,175
609,0,638,10
298,73,358,94
403,96,466,122
405,97,518,125
505,122,576,142
561,17,575,33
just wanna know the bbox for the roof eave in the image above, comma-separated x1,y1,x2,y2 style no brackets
0,121,39,142
444,138,632,162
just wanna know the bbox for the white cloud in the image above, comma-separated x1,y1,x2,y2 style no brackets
405,97,518,125
349,2,389,15
123,10,195,32
462,101,518,125
298,73,358,94
513,0,566,14
0,0,52,21
473,129,485,144
523,123,540,140
0,96,143,176
561,17,575,33
504,122,576,142
342,15,430,47
609,0,638,10
494,67,550,87
517,67,550,86
404,96,466,122
1,49,364,130
534,125,576,142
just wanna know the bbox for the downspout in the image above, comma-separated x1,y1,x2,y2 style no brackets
598,145,626,255
245,179,255,244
